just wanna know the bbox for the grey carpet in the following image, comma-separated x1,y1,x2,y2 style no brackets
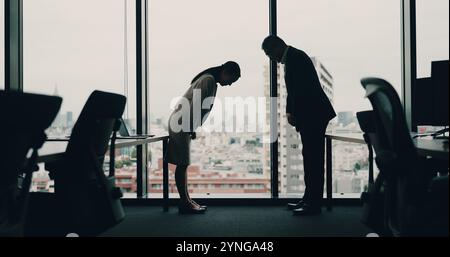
102,206,373,237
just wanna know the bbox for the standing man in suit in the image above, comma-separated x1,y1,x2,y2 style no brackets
262,35,336,216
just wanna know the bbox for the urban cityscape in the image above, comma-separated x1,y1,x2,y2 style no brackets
32,58,372,199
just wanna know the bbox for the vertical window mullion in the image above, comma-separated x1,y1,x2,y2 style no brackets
136,0,148,198
4,0,23,92
270,0,279,199
401,0,417,131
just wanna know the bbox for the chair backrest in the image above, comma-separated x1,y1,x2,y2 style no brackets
0,90,62,235
65,91,126,167
360,78,417,161
360,78,424,236
0,91,62,178
53,91,126,236
356,110,384,156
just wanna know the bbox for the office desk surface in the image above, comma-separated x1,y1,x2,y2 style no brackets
324,133,448,211
413,138,449,161
325,133,449,160
325,133,366,144
38,136,169,163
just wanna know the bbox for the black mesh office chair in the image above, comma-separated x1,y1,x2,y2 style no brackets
356,110,388,234
0,91,62,236
360,78,448,236
28,91,127,236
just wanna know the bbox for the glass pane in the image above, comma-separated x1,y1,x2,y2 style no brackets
148,0,270,199
416,0,449,78
278,0,401,198
331,141,377,198
105,146,138,199
24,0,137,196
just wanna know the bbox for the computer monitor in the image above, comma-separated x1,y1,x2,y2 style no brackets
412,77,434,131
118,118,131,137
118,118,155,138
431,60,449,126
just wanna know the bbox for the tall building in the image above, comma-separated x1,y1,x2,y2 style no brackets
311,57,334,105
66,111,73,128
264,57,335,196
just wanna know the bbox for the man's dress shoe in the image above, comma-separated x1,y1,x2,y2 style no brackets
287,200,306,210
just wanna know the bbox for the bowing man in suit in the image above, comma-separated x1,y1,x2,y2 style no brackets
262,35,336,216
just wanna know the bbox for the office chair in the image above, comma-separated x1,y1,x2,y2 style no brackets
356,110,389,235
360,78,448,236
28,91,127,237
0,91,62,236
357,110,405,236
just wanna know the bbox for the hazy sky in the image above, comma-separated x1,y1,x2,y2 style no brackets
416,0,450,78
1,0,448,123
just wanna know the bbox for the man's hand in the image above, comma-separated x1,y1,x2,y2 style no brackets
190,132,197,140
287,113,296,127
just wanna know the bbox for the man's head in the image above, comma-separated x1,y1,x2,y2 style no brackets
262,35,288,63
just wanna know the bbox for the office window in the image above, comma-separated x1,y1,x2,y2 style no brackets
416,0,449,78
23,0,137,197
148,0,270,199
1,1,4,90
278,0,401,198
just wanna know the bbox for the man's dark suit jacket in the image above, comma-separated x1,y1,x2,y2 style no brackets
284,47,337,130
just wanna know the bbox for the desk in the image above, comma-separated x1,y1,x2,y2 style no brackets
325,133,449,211
413,138,449,161
37,136,171,211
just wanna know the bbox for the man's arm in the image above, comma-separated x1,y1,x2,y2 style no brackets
284,49,316,127
286,93,294,116
285,60,297,127
286,95,296,127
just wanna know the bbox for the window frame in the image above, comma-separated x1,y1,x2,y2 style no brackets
3,0,416,202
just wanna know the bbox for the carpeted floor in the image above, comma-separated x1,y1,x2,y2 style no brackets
102,206,373,237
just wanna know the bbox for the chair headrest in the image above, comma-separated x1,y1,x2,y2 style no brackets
77,91,127,122
0,90,62,133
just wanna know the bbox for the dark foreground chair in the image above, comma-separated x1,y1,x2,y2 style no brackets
0,91,62,236
356,110,388,235
25,91,127,237
358,78,448,236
